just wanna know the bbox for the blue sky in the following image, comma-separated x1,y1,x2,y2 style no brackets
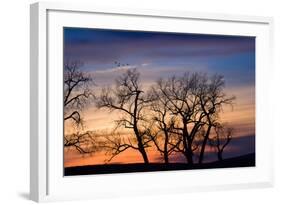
64,27,255,88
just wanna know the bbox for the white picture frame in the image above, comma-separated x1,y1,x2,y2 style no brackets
30,1,274,202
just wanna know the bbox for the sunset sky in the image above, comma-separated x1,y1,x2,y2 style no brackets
64,27,255,167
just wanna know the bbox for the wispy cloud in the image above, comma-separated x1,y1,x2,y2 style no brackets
93,65,136,74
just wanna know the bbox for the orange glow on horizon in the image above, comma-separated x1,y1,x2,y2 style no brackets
64,82,255,167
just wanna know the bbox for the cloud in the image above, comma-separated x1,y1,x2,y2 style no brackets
85,64,209,89
93,65,136,74
141,63,149,67
64,28,255,66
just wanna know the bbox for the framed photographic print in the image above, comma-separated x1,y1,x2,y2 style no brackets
30,2,274,202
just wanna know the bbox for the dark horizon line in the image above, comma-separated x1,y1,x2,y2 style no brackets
64,153,255,176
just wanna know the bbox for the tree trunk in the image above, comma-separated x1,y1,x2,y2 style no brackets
198,123,212,164
134,126,149,164
182,120,193,164
218,150,223,161
133,91,149,164
164,153,169,164
187,139,194,164
163,128,169,164
138,141,149,164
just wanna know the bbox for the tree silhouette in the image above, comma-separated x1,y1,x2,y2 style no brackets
148,73,235,164
153,73,206,164
100,132,140,162
64,131,98,154
96,68,151,164
196,74,235,164
209,123,233,161
146,86,179,164
91,69,235,165
64,60,94,151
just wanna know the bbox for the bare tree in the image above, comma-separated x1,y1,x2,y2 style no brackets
100,132,140,162
64,131,99,154
64,60,94,150
209,123,233,161
197,74,235,164
146,87,179,164
96,68,150,164
64,61,93,124
153,73,207,164
76,69,234,165
150,72,235,165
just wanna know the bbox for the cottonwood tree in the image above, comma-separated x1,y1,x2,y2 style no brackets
64,131,99,154
196,74,235,164
101,132,139,162
64,60,94,151
94,70,235,165
96,68,151,164
209,123,233,161
146,87,179,164
151,73,235,164
153,73,206,164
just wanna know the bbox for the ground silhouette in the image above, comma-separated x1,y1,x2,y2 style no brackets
65,153,255,176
